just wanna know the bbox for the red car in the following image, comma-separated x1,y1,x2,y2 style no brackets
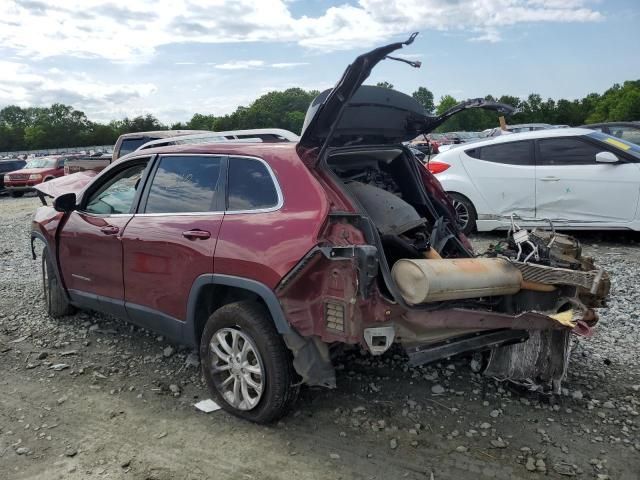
4,156,66,197
31,35,608,423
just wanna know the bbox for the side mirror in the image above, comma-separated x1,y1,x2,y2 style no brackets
53,192,77,213
595,151,619,163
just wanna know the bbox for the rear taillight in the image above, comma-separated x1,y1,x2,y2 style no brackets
427,161,450,174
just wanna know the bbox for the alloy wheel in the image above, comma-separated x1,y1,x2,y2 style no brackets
209,327,265,411
452,199,470,231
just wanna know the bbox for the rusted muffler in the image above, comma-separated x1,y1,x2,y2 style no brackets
391,258,523,304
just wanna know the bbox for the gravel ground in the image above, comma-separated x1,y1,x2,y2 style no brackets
1,194,639,480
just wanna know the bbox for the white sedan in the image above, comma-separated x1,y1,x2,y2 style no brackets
429,128,640,234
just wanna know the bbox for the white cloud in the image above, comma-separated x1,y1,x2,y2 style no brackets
0,60,156,118
214,60,265,70
271,62,310,68
0,1,603,61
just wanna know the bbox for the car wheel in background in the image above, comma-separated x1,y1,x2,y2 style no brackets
11,191,24,198
42,248,75,317
448,193,477,235
200,300,299,423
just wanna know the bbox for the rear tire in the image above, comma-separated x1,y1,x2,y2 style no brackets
200,300,299,423
42,249,74,317
11,191,24,198
448,192,477,235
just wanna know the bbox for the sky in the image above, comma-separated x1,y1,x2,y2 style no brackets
0,0,638,125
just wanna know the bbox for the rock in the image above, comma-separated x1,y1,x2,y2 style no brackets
571,390,583,400
15,447,30,455
390,438,398,449
37,352,48,360
490,438,507,448
57,395,67,405
489,409,500,418
602,401,615,409
50,363,69,371
64,447,77,457
525,457,536,472
480,422,491,429
431,384,445,394
455,446,468,453
535,459,547,473
329,453,340,460
169,384,180,395
163,346,175,358
185,352,200,368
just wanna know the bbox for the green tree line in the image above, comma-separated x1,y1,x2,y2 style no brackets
1,81,638,152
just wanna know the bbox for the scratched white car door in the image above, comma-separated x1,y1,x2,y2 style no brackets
535,136,640,223
460,140,536,218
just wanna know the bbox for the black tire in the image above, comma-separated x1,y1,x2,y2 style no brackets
11,191,24,198
200,300,299,423
448,192,477,235
42,249,74,317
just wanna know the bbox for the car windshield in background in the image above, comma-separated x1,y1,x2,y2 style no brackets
25,158,56,169
120,137,155,156
589,131,640,160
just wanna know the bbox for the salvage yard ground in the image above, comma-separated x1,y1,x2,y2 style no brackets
1,195,639,480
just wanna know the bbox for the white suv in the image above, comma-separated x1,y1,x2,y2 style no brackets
430,128,640,233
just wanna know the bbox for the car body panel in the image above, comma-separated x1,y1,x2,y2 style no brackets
58,211,134,302
122,215,221,321
34,170,98,198
215,147,330,288
535,162,640,222
457,145,536,219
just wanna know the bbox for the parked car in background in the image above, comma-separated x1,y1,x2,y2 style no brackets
580,122,640,145
30,35,609,424
429,128,640,234
0,159,26,194
4,156,66,197
113,130,210,161
64,153,112,175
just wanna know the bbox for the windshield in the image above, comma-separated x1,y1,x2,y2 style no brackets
589,131,640,160
25,158,56,169
119,137,156,157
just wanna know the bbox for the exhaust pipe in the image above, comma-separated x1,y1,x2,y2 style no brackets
391,258,522,304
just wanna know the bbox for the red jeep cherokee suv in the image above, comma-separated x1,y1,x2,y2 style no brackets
31,35,608,423
5,155,66,197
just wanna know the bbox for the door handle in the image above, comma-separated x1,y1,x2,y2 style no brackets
540,176,560,182
182,229,211,240
100,225,119,235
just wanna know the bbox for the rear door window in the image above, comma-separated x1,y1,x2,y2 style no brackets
465,140,533,165
143,155,223,213
538,137,602,165
227,157,280,211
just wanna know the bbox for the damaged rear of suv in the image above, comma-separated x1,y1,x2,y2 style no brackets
32,33,609,423
280,33,609,398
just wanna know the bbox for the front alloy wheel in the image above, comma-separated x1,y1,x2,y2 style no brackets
210,328,264,411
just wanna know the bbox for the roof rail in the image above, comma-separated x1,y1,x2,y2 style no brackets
135,128,299,152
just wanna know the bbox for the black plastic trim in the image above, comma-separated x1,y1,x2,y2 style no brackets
186,274,291,347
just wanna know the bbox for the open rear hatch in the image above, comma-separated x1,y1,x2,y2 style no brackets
298,32,515,161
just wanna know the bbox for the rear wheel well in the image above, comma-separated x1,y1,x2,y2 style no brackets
193,285,268,345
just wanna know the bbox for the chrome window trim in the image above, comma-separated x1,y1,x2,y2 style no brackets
134,211,224,217
225,154,284,214
142,153,284,215
73,212,134,219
